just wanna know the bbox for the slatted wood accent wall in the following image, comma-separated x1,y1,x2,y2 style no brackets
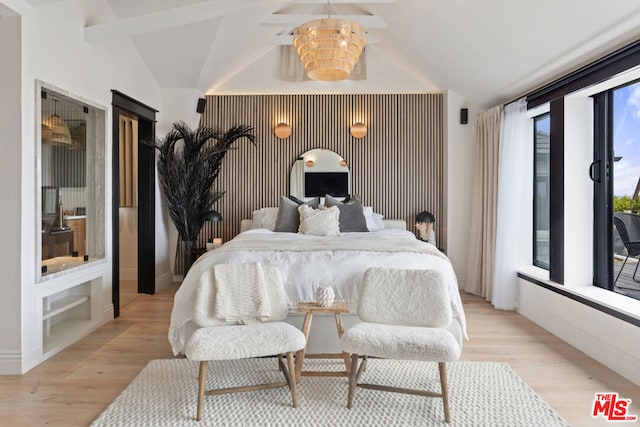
189,94,444,273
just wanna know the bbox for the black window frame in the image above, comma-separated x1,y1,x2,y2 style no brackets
524,38,640,286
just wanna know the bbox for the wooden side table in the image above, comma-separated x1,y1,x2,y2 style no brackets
295,301,351,382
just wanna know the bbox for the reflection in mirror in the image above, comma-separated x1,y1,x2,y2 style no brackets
41,186,58,233
290,149,350,200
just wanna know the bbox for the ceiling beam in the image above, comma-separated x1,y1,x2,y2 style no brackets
262,14,387,28
85,0,290,43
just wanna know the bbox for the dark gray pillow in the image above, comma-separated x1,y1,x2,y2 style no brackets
342,194,361,204
288,194,305,204
324,194,368,232
275,196,320,232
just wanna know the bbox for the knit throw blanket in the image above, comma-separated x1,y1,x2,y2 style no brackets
195,263,271,325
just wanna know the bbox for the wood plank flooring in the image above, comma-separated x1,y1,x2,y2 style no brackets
0,285,638,426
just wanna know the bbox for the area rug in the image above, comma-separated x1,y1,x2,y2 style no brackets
91,358,569,426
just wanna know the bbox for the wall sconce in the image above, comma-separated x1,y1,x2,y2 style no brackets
350,122,367,139
274,122,291,139
306,159,315,167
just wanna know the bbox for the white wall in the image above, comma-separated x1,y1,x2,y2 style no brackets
0,13,23,373
4,0,164,374
445,90,481,288
213,44,440,95
564,95,594,286
519,278,640,386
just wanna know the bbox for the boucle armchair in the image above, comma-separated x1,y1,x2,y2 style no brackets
184,264,306,421
340,267,461,423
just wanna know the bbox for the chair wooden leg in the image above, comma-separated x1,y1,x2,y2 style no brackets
347,354,359,409
196,361,208,421
278,354,284,371
287,352,299,408
438,362,451,423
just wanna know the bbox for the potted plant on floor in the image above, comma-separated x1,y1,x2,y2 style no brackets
150,121,256,275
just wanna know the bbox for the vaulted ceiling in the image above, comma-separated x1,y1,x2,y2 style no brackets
25,0,640,107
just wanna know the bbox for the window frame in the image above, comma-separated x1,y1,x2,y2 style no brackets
525,39,640,287
36,81,106,282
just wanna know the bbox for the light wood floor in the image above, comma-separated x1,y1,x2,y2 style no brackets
119,279,139,308
0,286,638,426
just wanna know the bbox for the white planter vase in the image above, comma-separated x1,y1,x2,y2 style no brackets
315,286,335,307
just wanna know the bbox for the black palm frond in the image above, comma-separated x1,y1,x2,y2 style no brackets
147,121,256,241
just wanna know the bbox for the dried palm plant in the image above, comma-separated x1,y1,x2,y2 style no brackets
149,121,256,242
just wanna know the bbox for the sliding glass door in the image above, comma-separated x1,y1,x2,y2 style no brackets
593,80,640,298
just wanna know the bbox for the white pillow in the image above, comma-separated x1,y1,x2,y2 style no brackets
371,213,385,231
298,205,340,236
363,206,385,231
250,207,279,230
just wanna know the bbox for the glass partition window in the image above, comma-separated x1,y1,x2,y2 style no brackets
533,113,550,269
39,85,105,278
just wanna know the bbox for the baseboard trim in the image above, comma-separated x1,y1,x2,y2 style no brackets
20,345,43,374
104,304,114,320
155,271,173,292
0,351,22,375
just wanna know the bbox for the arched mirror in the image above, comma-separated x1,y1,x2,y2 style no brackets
290,149,350,200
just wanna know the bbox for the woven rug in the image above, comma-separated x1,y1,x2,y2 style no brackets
91,359,569,426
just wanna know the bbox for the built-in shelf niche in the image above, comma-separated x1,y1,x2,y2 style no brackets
41,277,101,356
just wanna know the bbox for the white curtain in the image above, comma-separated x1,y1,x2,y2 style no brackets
492,98,532,310
465,105,502,299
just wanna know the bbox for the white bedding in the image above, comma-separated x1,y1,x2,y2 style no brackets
168,228,467,355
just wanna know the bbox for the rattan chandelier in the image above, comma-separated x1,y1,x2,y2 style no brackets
42,100,71,146
293,0,366,82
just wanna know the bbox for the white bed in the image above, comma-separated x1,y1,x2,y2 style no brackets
168,222,467,356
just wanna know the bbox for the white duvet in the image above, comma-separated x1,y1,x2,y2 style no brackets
168,228,467,355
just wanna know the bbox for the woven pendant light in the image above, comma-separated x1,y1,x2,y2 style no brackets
293,1,366,81
42,100,71,146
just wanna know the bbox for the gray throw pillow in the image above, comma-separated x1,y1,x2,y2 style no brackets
324,194,369,232
342,194,361,204
275,196,320,232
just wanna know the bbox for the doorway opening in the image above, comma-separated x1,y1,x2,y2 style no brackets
111,91,157,317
